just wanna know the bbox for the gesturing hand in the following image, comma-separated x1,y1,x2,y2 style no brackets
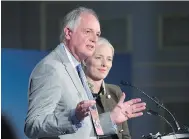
110,93,146,124
75,100,96,121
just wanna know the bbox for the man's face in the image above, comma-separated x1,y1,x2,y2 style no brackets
65,13,101,61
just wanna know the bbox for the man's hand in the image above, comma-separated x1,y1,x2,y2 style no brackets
75,100,96,121
110,93,146,124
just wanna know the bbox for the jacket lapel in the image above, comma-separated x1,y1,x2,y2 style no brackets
100,84,123,135
54,44,88,100
65,64,87,99
100,85,115,112
100,96,111,112
100,84,121,112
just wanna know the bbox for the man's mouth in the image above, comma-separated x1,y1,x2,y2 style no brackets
87,45,94,50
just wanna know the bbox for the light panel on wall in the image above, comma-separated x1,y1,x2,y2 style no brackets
100,16,132,53
158,14,189,49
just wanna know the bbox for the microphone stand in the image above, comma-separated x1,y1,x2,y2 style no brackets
145,109,178,139
147,109,176,134
120,80,181,132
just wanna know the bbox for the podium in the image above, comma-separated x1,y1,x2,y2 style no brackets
160,133,189,139
142,133,189,139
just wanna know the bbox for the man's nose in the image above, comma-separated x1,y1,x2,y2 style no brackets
90,33,98,43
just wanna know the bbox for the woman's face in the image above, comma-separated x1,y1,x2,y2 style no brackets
85,43,113,81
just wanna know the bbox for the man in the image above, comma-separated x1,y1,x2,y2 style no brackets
24,7,146,139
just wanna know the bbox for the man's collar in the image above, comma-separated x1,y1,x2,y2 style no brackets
62,43,80,68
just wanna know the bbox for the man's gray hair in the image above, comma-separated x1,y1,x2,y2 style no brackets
60,7,99,42
97,37,114,56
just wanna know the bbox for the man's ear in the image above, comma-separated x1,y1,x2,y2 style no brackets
64,27,72,40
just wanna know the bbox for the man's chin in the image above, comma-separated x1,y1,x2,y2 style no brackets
85,52,94,58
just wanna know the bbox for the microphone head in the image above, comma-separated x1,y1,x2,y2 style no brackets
120,80,131,86
147,109,159,116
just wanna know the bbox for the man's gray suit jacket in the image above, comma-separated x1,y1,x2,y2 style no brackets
24,44,117,139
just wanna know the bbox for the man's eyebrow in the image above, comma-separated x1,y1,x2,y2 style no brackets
95,54,112,58
85,28,101,35
85,28,93,31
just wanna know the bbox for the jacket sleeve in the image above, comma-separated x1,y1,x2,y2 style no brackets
24,64,77,138
97,84,122,136
99,112,118,135
114,85,131,139
121,121,131,139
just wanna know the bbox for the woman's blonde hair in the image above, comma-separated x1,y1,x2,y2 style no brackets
96,37,114,56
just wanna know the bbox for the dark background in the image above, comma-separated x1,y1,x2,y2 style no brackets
1,1,189,139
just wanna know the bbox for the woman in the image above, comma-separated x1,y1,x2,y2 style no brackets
83,37,131,139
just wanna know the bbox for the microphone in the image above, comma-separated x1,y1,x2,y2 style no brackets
147,109,176,134
120,80,181,132
147,109,159,116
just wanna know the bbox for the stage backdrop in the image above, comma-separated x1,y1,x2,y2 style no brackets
1,48,131,139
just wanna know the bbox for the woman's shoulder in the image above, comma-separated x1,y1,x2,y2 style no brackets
105,83,122,94
105,83,123,101
105,83,119,89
